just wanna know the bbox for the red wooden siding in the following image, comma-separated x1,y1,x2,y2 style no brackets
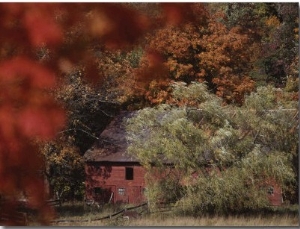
265,180,283,206
85,162,283,206
85,162,147,204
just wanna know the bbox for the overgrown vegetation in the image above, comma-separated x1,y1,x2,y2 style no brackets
126,82,298,215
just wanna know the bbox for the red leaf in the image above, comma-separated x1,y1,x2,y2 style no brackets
89,4,150,49
18,104,65,140
0,57,56,89
23,4,62,47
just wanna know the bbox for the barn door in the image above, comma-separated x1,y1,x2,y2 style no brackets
128,186,143,204
94,185,115,204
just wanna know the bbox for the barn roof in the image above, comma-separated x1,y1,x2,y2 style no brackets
83,111,139,163
84,109,207,165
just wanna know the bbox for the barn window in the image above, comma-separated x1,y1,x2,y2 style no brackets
125,167,134,180
118,188,125,196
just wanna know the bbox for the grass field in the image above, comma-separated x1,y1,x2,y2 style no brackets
53,214,299,226
50,202,299,226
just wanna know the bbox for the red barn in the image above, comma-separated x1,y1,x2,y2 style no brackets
84,111,283,206
84,111,147,205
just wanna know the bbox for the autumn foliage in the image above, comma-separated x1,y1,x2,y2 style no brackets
0,2,298,225
0,4,64,225
0,3,192,225
141,7,257,105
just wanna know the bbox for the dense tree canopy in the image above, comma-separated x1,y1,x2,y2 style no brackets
0,2,298,225
126,82,298,213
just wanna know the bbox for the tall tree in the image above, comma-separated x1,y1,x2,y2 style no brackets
135,3,256,105
55,71,119,154
40,137,85,201
126,82,297,213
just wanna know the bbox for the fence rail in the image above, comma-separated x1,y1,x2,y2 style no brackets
51,202,148,224
1,200,171,225
0,212,28,226
47,199,61,207
0,198,61,226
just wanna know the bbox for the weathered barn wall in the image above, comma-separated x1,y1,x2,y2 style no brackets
85,162,146,204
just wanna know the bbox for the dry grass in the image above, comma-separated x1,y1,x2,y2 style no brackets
52,213,299,227
126,214,299,226
52,214,299,227
50,202,299,227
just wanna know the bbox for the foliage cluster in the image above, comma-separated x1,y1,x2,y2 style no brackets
126,82,298,214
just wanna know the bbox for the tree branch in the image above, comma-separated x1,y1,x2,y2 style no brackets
58,128,99,140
